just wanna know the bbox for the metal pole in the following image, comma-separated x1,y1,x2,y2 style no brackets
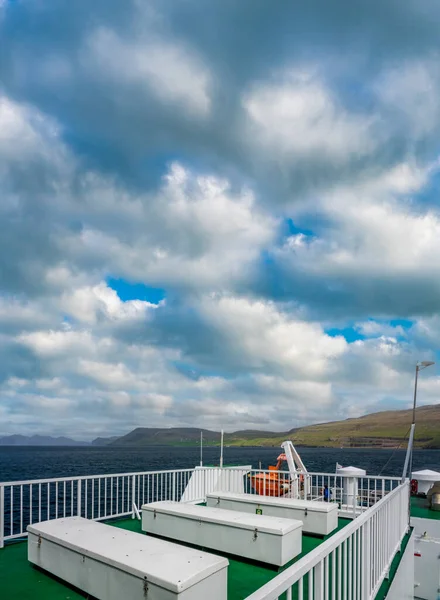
0,485,4,549
220,429,224,468
409,364,419,481
131,475,136,519
200,431,203,467
412,364,419,424
401,365,418,484
77,480,82,517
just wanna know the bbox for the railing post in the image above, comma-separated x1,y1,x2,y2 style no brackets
77,480,82,518
132,475,136,519
0,485,4,549
362,520,370,599
314,560,324,597
353,478,357,519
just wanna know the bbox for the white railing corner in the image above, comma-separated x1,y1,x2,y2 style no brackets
244,481,409,600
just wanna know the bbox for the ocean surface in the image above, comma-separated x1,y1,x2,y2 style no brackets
1,445,440,482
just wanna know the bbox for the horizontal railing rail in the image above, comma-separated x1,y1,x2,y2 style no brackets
244,481,409,600
0,467,197,488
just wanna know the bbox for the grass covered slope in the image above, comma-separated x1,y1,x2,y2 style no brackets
284,404,440,449
109,404,440,448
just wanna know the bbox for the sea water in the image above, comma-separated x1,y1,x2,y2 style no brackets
1,445,440,482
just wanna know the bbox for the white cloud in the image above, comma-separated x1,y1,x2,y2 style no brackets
0,95,59,161
355,321,407,339
87,28,211,116
195,295,347,378
60,282,157,325
77,360,139,389
18,330,101,358
376,57,440,139
72,163,276,290
276,160,440,289
243,70,376,160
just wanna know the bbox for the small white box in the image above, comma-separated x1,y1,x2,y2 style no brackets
28,517,228,600
142,501,302,566
206,492,338,536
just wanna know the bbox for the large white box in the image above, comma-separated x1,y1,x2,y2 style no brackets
206,492,338,536
28,517,228,600
142,501,302,566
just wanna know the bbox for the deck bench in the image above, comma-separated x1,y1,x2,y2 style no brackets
142,501,302,566
206,492,338,536
28,516,228,600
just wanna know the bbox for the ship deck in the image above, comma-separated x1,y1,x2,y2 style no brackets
1,514,350,600
0,497,429,600
410,495,440,520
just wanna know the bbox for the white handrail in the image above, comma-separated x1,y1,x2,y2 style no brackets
0,467,196,488
244,481,409,600
0,468,198,547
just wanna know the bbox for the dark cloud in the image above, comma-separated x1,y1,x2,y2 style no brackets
2,0,440,200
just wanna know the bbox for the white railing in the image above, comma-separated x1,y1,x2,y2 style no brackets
0,468,195,547
307,472,401,518
214,469,400,504
0,466,403,550
244,481,409,600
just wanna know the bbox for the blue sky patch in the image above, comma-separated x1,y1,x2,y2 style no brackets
325,326,364,342
388,319,413,330
107,278,166,304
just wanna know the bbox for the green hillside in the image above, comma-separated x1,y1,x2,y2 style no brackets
106,404,440,449
108,427,281,447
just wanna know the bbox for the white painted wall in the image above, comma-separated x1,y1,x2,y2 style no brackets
181,466,251,503
386,530,414,600
412,517,440,600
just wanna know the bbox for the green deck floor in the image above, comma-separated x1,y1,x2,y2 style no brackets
410,495,440,520
0,516,350,600
2,495,436,599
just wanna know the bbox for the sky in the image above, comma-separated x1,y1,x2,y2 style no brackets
1,0,440,441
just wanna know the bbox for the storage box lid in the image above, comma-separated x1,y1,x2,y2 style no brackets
27,517,227,593
412,469,440,482
142,501,302,535
207,492,338,514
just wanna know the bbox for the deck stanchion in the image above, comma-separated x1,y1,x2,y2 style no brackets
0,485,4,549
132,475,136,519
77,480,82,518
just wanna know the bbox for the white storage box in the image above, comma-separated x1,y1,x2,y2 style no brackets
206,492,338,536
142,501,302,566
28,517,228,600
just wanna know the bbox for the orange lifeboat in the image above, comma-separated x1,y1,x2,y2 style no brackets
250,453,293,496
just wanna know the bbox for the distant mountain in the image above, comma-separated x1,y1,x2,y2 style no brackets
110,427,221,447
91,436,120,446
4,404,440,449
0,434,89,446
107,404,440,449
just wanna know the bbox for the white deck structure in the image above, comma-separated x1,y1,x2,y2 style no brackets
142,500,302,566
206,492,338,536
28,516,228,600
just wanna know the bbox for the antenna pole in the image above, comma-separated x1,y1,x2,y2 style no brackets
200,431,203,467
220,429,224,468
401,364,419,484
